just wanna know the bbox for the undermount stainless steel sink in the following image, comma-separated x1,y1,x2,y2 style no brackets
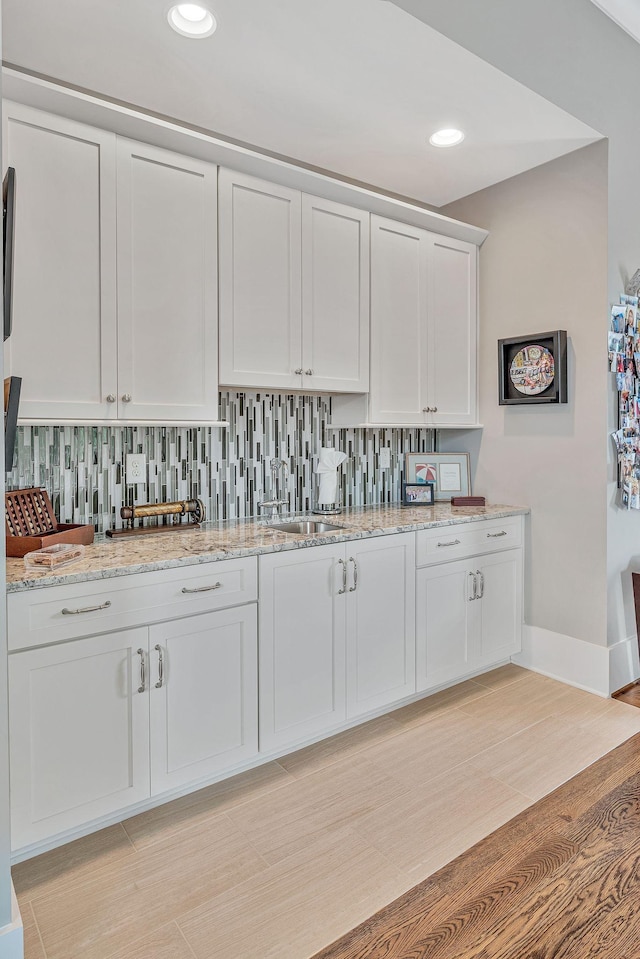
267,520,344,534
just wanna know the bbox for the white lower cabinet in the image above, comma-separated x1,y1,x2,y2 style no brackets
258,543,347,753
149,606,258,794
259,533,415,753
9,604,258,852
9,627,151,850
345,534,415,718
416,547,522,692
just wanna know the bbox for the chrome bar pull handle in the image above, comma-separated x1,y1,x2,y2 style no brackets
468,572,477,601
338,558,347,594
137,648,146,693
476,570,485,599
181,582,222,594
487,531,507,538
305,369,314,376
294,368,304,375
155,645,164,689
437,539,461,548
349,557,358,592
62,600,111,615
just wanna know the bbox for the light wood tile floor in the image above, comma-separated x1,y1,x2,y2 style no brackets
13,665,640,959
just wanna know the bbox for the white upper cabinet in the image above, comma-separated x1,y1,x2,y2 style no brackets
301,195,369,393
427,234,477,426
218,169,369,393
3,102,118,422
333,215,479,427
369,217,428,424
219,169,302,391
370,215,478,426
4,103,220,424
116,140,218,422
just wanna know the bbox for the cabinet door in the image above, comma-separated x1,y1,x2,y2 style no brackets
149,606,258,794
3,102,118,421
346,532,415,717
475,549,523,668
9,628,150,851
259,544,346,753
301,196,369,393
116,140,218,422
426,234,478,426
219,169,302,390
416,558,477,691
369,216,429,424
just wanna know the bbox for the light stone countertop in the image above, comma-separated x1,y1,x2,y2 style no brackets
6,503,529,593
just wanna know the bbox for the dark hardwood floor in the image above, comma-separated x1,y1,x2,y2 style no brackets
312,733,640,959
613,683,640,709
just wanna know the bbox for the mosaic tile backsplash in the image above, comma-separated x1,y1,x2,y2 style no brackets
7,392,435,533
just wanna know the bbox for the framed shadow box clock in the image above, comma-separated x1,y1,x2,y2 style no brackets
498,330,567,405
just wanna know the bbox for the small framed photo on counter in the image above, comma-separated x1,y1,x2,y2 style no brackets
404,452,471,502
402,482,435,506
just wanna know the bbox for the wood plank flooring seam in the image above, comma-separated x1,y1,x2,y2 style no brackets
469,669,529,691
29,900,48,959
118,821,140,854
174,920,199,959
275,723,409,782
120,804,236,853
464,768,538,804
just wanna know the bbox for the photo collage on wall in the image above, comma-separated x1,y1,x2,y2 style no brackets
609,293,640,508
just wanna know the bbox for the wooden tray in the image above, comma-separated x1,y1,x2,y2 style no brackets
6,487,94,557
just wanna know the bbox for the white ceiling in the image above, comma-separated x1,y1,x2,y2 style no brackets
2,0,601,207
589,0,640,43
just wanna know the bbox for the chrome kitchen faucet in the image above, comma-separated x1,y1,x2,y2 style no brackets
258,458,290,520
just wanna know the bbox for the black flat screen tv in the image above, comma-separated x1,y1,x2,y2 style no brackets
3,166,15,342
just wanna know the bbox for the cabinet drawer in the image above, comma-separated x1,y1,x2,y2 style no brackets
8,557,258,651
416,518,522,567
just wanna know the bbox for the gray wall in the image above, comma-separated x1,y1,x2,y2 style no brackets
392,0,640,647
441,143,608,644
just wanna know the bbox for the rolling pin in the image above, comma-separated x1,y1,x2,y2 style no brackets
107,499,206,538
120,499,206,524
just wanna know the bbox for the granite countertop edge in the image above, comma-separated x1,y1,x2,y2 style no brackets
6,504,530,593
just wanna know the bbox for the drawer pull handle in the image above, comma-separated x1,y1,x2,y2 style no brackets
155,644,164,689
137,648,146,693
61,600,112,615
437,539,461,548
181,582,223,594
487,531,507,538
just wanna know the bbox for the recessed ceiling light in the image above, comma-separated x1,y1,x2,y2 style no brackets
167,3,217,38
429,128,465,148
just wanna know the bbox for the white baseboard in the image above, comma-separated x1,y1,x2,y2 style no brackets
0,885,24,959
609,633,640,693
513,625,610,697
